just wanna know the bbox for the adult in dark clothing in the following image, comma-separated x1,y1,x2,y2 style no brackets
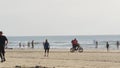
106,42,109,52
19,42,22,48
43,39,50,57
116,41,119,49
95,41,98,48
27,42,30,48
31,40,34,48
0,31,8,62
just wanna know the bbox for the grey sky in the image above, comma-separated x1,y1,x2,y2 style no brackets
0,0,120,36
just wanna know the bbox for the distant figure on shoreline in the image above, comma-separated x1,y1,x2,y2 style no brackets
19,42,22,48
95,41,98,48
27,42,30,48
0,31,8,62
43,39,50,57
116,41,119,49
106,42,109,52
31,40,34,48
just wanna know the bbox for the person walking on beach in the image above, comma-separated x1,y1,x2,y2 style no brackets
106,42,109,52
31,40,34,48
27,42,30,48
19,42,22,48
116,41,119,49
95,41,98,48
43,39,50,57
0,31,8,62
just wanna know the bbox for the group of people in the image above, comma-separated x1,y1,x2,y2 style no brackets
0,31,50,63
95,41,120,52
19,40,35,48
106,41,119,52
0,31,80,63
1,31,120,62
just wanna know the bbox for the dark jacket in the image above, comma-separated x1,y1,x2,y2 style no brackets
43,42,50,49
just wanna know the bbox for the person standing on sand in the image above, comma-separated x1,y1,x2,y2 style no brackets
106,42,109,52
43,39,50,57
116,41,119,49
27,41,30,48
31,40,34,48
19,42,22,48
95,41,98,48
0,31,8,62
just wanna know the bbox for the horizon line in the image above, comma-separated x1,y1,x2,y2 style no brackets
6,34,120,37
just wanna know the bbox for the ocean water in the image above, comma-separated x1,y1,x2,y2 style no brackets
7,35,120,50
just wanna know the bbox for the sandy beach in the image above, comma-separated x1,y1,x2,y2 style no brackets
0,49,120,68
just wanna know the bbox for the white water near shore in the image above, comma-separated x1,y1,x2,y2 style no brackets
7,35,120,50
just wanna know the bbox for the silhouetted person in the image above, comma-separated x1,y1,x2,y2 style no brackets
27,42,30,48
116,41,119,49
31,40,34,48
95,41,98,48
19,42,22,48
43,39,50,57
0,31,8,62
106,42,109,52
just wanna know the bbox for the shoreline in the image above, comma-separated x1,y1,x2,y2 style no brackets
6,48,120,52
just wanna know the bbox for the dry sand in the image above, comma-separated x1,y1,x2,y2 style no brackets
0,49,120,68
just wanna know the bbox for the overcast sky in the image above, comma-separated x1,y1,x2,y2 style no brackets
0,0,120,36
